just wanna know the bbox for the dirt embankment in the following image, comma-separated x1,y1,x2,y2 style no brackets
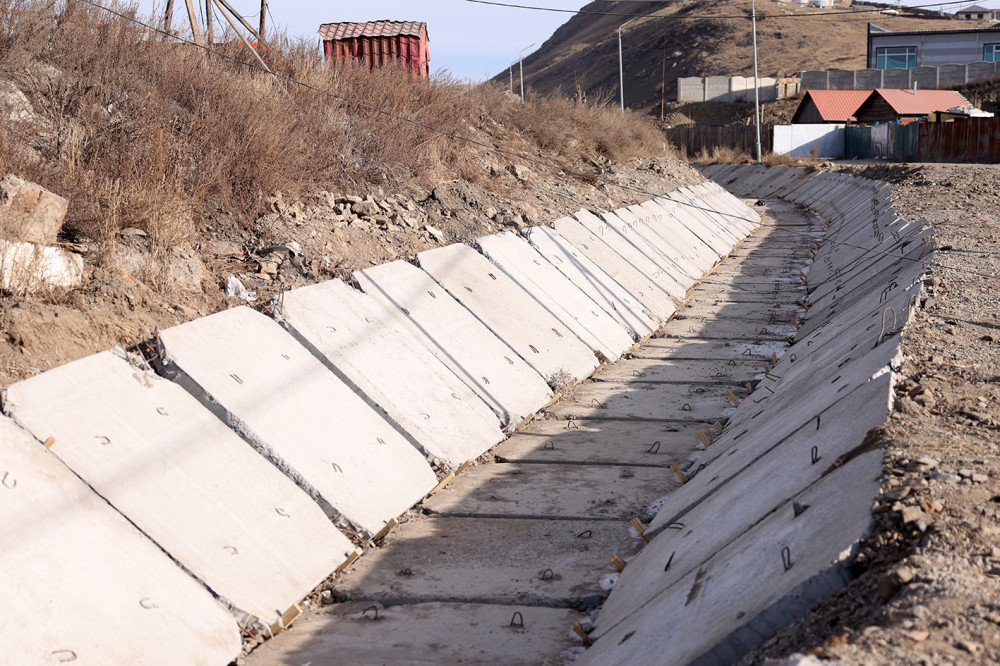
741,162,1000,665
0,2,700,388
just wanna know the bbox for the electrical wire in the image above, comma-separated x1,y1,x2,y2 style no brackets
463,0,976,20
30,0,977,280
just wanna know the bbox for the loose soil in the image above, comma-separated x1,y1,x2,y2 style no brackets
741,162,1000,665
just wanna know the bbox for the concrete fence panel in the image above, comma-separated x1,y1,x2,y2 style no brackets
773,124,846,158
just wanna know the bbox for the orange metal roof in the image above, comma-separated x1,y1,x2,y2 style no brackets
873,89,971,115
318,21,427,42
803,90,872,121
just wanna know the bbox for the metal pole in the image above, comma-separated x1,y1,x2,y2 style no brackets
518,42,535,102
618,16,638,113
509,64,513,95
751,0,762,162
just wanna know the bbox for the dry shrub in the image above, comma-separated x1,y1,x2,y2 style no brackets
689,145,753,165
0,0,670,259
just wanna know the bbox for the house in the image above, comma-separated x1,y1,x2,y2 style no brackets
852,89,973,123
318,21,430,77
956,4,1000,20
868,23,1000,68
792,90,871,123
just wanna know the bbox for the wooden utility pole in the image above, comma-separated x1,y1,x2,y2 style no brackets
660,40,666,124
183,0,201,43
205,0,213,44
258,0,267,48
163,0,173,34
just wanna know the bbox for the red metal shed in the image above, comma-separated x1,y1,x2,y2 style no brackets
318,21,430,78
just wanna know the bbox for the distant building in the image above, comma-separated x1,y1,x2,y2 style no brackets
852,88,973,123
319,21,430,78
868,23,1000,68
955,4,1000,20
792,89,871,123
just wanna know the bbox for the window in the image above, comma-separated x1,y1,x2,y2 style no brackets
876,46,917,69
986,44,1000,62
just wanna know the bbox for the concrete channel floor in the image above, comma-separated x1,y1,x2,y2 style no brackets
246,200,822,666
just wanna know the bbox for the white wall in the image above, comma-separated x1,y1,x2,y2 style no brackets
773,124,845,158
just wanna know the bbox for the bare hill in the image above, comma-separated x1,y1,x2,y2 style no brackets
509,0,988,113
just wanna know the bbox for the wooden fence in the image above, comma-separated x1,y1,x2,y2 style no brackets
845,118,1000,162
664,124,774,157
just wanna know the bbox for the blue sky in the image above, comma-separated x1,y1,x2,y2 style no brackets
135,0,588,81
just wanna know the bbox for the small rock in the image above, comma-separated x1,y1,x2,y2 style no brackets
906,630,930,642
956,639,981,654
0,174,69,245
973,472,989,483
958,468,973,478
424,225,444,242
878,566,915,601
931,469,961,483
510,164,535,182
900,505,925,524
320,590,334,605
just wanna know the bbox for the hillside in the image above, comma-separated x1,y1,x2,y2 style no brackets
509,0,988,113
0,1,697,387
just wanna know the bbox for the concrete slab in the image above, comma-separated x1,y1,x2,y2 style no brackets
549,216,679,321
613,205,704,280
0,416,242,666
643,198,728,263
418,243,600,383
522,226,658,338
354,260,552,429
664,316,795,340
339,516,640,607
595,357,764,384
245,601,585,666
423,462,677,520
596,381,894,636
647,374,893,536
633,337,787,361
630,200,720,271
4,350,355,624
673,302,801,324
493,418,705,466
157,306,438,536
476,232,634,361
276,279,503,469
578,450,882,666
546,380,743,422
573,209,690,302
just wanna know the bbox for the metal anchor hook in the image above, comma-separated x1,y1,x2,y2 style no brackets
681,403,692,411
51,650,77,663
576,530,593,539
876,307,897,348
1,472,16,489
509,611,524,627
646,441,661,454
566,420,579,430
591,398,606,409
781,546,793,572
810,445,821,465
362,605,380,621
540,568,554,581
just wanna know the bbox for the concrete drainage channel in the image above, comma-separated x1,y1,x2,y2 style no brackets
0,168,931,665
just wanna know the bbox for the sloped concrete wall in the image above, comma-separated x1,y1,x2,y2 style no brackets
0,180,761,662
580,165,932,664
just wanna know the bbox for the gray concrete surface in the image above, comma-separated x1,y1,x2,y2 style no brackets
0,416,242,666
157,306,438,536
418,243,600,382
4,350,354,624
276,279,504,468
523,225,659,337
354,260,553,429
578,451,883,666
476,231,634,361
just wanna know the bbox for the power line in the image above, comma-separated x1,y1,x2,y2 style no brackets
37,0,965,283
463,0,975,20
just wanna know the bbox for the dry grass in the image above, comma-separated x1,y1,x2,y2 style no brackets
0,0,669,257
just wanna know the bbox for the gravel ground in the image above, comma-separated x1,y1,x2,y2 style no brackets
740,163,1000,666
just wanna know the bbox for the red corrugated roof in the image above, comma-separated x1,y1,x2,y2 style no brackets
804,90,872,121
318,21,427,42
874,89,972,115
